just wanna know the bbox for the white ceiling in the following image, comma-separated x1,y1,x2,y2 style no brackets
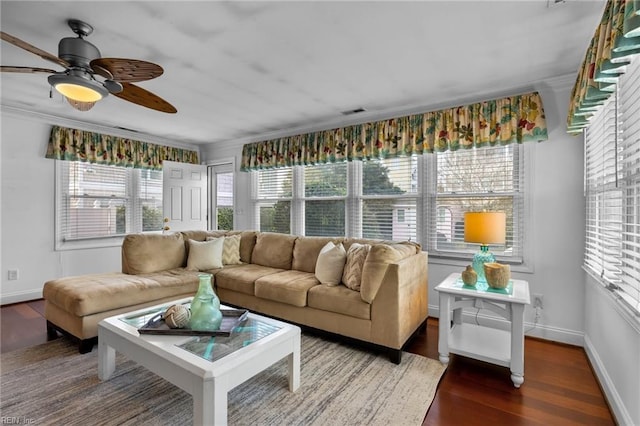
0,1,604,146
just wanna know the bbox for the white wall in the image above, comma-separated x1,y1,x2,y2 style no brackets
0,113,120,303
585,276,640,426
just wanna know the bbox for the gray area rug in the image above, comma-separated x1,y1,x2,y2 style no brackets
1,333,445,425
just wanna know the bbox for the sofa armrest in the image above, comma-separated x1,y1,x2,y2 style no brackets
360,242,420,303
369,251,428,349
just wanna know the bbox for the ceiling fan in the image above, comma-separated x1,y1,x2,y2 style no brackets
0,19,177,113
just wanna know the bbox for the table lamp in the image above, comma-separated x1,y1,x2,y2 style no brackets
464,212,506,282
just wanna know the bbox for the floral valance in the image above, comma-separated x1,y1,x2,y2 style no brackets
240,91,547,171
567,0,640,134
46,125,200,170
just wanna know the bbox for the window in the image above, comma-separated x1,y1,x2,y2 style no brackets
254,167,292,234
56,161,162,248
584,56,640,315
209,162,235,231
252,156,422,241
251,146,525,263
303,163,347,236
361,157,418,241
215,172,234,230
426,144,525,263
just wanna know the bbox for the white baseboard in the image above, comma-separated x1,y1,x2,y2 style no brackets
428,304,585,346
584,334,633,426
1,289,43,305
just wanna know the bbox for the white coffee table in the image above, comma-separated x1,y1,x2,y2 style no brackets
435,272,530,387
98,298,301,426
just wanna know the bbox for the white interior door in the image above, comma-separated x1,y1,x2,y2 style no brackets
163,161,208,232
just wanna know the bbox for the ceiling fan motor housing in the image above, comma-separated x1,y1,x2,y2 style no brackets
58,37,101,70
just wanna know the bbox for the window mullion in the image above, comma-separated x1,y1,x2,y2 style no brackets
348,160,363,238
292,166,304,236
129,168,139,234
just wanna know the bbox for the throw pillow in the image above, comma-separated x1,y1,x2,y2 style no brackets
186,238,224,271
342,243,371,291
314,242,347,286
208,235,242,265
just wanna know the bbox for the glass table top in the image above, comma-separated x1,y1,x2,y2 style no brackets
120,302,282,362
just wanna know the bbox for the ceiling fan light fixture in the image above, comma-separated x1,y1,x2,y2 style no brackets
48,72,108,102
66,97,96,111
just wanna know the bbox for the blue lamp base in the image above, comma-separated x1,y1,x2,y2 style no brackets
472,245,495,282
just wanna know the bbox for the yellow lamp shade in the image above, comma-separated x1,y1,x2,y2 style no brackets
464,212,506,245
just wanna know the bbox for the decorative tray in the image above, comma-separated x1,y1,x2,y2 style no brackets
138,308,249,336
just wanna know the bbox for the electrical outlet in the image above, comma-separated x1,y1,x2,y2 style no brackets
8,269,19,280
533,293,544,309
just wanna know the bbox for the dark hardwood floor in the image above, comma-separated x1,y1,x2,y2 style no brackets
1,300,616,425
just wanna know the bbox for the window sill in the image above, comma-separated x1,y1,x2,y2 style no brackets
427,254,534,274
56,236,125,251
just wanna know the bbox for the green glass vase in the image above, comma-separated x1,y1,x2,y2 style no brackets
189,273,223,331
472,245,495,283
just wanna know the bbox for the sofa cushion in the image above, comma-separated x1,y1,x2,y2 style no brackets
315,242,347,286
122,232,186,274
226,231,258,264
207,235,242,265
215,264,283,295
251,232,297,269
43,269,201,316
222,234,243,265
342,243,371,291
255,270,319,307
360,242,421,303
292,236,342,273
308,284,371,320
186,238,224,270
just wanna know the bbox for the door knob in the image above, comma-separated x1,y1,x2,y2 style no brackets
163,226,170,231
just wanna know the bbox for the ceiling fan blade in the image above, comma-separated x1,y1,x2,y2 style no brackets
1,31,69,69
90,58,163,83
112,82,177,113
1,65,57,74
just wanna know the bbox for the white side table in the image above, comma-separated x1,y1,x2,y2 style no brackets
435,272,531,388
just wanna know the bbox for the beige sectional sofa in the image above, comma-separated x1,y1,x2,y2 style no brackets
44,230,428,362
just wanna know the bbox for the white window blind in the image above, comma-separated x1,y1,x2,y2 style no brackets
584,95,619,283
250,146,527,264
137,169,163,232
361,156,418,241
427,144,525,262
584,56,640,315
57,161,163,247
619,57,640,313
303,163,347,237
254,167,292,234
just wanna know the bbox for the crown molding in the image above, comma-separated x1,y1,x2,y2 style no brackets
542,72,577,91
0,103,200,151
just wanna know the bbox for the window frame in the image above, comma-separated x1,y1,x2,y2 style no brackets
207,159,236,231
424,144,532,271
250,145,532,271
583,56,640,317
54,160,163,251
